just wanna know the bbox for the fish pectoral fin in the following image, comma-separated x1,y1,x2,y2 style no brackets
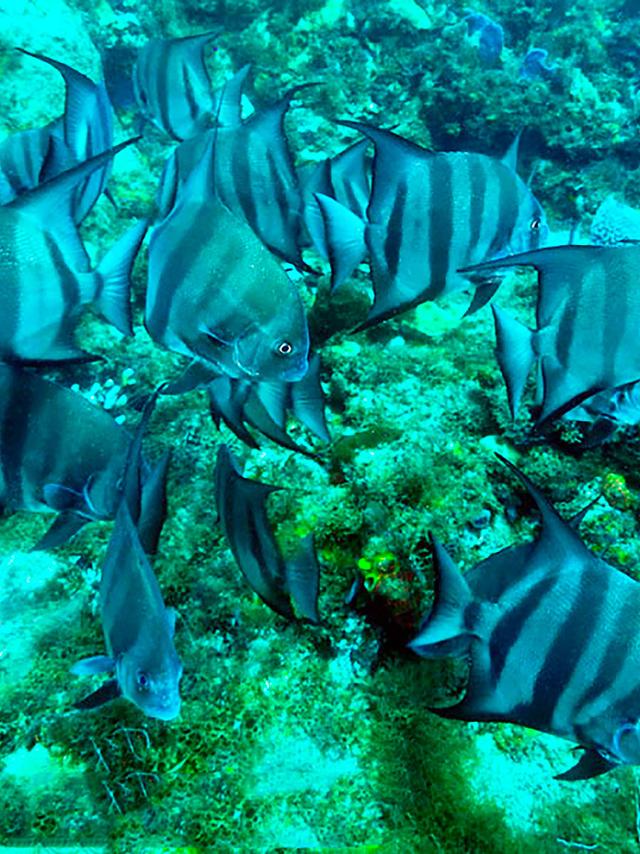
32,511,88,551
463,278,501,316
73,679,122,711
554,748,616,781
71,655,116,676
166,607,177,637
43,483,83,511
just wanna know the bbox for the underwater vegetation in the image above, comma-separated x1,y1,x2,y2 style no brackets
3,0,640,851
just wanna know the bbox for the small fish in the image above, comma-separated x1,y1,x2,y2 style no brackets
590,196,640,246
133,32,217,141
146,133,309,383
411,455,640,780
463,244,640,424
72,502,182,720
316,123,547,327
214,445,320,622
17,48,115,223
0,139,146,363
157,66,309,268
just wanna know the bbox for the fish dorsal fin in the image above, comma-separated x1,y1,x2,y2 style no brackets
207,377,258,448
496,454,591,562
410,536,473,656
285,534,321,623
8,137,138,270
212,64,251,128
291,353,330,442
314,192,366,290
502,130,522,173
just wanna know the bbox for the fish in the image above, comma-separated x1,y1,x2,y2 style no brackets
146,132,309,383
0,364,167,550
411,454,640,780
0,138,146,363
156,65,310,268
316,123,547,328
214,444,320,622
133,32,217,141
71,501,182,720
17,48,115,223
463,244,640,424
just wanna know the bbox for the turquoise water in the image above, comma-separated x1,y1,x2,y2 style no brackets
1,0,640,851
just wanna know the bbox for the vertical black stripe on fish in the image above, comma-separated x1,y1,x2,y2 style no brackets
607,253,633,385
489,573,558,685
0,369,34,506
231,130,260,237
572,586,638,719
528,569,608,732
427,157,453,298
466,157,487,259
147,207,212,339
266,147,295,258
1,224,20,354
181,61,202,131
487,165,518,258
383,175,408,286
44,233,81,325
553,299,579,374
156,45,176,140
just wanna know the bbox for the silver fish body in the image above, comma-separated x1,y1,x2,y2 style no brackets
317,124,547,326
133,33,217,141
412,456,640,780
147,155,309,383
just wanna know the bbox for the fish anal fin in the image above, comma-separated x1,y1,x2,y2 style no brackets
73,678,121,710
32,511,88,551
554,749,616,781
491,304,535,418
314,192,366,290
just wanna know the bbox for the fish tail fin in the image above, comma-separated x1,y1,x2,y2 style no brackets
491,304,535,418
409,535,473,658
95,219,147,335
314,192,366,290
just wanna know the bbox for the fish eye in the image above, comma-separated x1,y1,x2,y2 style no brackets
530,216,541,231
276,341,293,356
136,670,150,691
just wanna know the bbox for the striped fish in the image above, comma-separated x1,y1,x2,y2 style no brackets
0,139,146,363
72,503,182,719
133,32,217,141
463,244,640,425
316,123,547,327
411,455,640,780
0,365,168,552
146,133,309,383
156,66,309,268
17,48,115,224
215,445,320,622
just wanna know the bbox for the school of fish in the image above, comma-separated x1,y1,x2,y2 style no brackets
1,28,639,784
